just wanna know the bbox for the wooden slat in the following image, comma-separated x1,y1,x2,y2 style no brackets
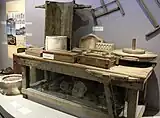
109,66,153,79
22,88,108,118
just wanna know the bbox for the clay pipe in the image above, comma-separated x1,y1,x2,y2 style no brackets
132,39,136,50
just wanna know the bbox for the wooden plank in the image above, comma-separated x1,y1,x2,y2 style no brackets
43,50,78,63
22,88,108,118
36,90,108,112
15,56,145,90
109,65,153,79
127,89,139,118
77,55,115,69
111,80,144,91
104,85,115,118
25,48,42,57
45,1,74,50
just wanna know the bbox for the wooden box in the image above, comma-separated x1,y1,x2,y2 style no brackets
43,50,78,63
77,55,116,69
25,48,43,57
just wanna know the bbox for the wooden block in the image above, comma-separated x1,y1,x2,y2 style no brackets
77,55,116,69
43,50,78,63
25,48,43,57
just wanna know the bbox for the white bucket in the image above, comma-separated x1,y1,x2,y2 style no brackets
45,36,67,51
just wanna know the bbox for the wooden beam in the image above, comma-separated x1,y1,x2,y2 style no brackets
127,89,139,118
22,88,109,118
18,57,145,90
104,85,115,118
21,66,30,89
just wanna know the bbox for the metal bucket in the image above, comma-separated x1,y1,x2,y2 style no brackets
45,36,67,51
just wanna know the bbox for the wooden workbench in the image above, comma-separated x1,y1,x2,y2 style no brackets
14,53,154,118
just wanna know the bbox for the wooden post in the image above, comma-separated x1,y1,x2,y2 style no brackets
132,38,136,50
104,84,115,118
21,66,30,98
30,67,37,84
45,1,74,50
127,89,139,118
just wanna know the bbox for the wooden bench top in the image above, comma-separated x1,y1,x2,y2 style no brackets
14,53,154,90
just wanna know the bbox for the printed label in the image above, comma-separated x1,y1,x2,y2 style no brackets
43,53,54,60
92,26,104,31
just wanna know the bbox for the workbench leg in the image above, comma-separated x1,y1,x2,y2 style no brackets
21,66,30,98
127,89,139,118
44,70,50,81
30,67,37,84
21,66,30,88
104,85,115,118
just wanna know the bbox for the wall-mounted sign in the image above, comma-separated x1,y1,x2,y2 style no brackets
6,12,26,47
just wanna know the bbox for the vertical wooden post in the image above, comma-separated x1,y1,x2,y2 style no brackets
127,89,139,118
21,66,30,89
104,84,115,118
30,67,37,84
45,1,74,50
21,66,30,98
132,38,136,50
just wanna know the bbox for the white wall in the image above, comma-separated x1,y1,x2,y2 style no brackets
25,0,160,109
25,0,45,47
0,0,8,69
6,0,25,67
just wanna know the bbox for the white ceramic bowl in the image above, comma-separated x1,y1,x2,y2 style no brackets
0,74,22,95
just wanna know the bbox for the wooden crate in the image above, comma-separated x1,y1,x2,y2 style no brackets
43,50,78,63
77,55,116,69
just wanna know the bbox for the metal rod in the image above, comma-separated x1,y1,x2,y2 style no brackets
146,27,160,40
94,1,116,11
137,0,159,28
116,0,125,16
35,4,45,9
95,7,119,18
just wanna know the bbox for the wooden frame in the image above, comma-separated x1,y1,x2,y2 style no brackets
15,53,153,118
